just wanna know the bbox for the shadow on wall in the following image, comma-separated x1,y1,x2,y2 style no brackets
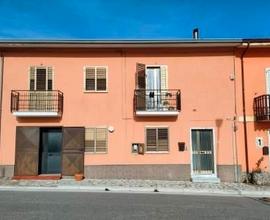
133,116,178,122
254,122,270,131
16,117,62,124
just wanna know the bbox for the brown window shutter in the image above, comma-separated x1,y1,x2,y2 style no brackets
62,127,85,176
14,127,40,176
136,63,146,89
95,128,107,152
85,67,95,91
157,128,169,151
96,67,107,91
136,63,146,110
146,128,157,151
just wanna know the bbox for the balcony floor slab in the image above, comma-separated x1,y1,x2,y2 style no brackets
12,111,61,117
136,111,179,117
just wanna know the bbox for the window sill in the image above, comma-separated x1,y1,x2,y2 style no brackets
145,151,169,154
84,90,108,93
85,152,107,155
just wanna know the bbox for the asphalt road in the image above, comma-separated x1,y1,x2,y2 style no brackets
0,191,269,220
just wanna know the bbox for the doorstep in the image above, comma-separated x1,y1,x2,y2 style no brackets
12,174,62,180
191,175,220,183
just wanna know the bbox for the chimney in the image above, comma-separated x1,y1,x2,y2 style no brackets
193,28,199,40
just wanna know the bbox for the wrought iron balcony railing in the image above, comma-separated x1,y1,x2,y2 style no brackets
134,89,181,116
11,90,63,117
254,95,270,121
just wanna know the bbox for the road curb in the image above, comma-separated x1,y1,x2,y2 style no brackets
0,185,270,197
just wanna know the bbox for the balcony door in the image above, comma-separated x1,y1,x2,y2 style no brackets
29,66,53,111
146,67,161,110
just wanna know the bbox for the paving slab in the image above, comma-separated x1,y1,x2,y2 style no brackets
0,178,270,197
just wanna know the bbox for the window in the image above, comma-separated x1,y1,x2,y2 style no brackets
85,128,108,153
29,66,53,91
146,127,169,151
85,66,107,91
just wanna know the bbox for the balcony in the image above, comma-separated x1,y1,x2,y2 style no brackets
11,90,63,117
254,95,270,121
134,89,181,116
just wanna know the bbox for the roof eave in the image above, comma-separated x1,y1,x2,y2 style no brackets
0,39,242,49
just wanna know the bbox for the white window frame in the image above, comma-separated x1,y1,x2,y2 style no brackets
145,125,169,153
85,126,108,154
83,66,108,93
28,66,54,90
145,64,168,89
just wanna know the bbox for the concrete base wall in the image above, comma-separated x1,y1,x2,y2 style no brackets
85,164,191,181
84,164,242,182
217,165,242,182
0,165,14,178
0,164,241,182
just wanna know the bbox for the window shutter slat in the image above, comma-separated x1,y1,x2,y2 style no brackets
85,67,95,78
96,67,107,91
85,128,107,153
85,67,96,91
85,128,95,152
136,63,146,89
85,67,107,91
146,128,168,152
160,65,168,90
96,68,106,79
47,67,53,91
146,128,157,151
86,79,95,91
96,128,107,152
29,66,35,90
157,128,169,151
47,67,53,80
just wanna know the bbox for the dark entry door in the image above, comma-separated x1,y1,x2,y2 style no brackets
39,128,62,174
191,129,215,175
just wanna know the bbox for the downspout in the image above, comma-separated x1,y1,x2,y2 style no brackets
0,52,4,176
232,52,240,182
240,42,250,178
0,53,4,142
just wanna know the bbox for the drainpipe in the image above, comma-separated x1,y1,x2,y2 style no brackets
240,42,250,179
0,53,4,139
0,53,3,176
232,54,240,182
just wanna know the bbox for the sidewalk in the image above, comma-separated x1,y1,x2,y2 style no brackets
0,178,270,197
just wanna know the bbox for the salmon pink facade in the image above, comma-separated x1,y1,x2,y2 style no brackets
235,44,270,175
0,40,269,182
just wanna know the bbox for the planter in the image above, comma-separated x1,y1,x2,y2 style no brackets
74,173,84,181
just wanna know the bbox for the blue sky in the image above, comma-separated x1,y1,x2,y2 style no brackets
0,0,270,40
